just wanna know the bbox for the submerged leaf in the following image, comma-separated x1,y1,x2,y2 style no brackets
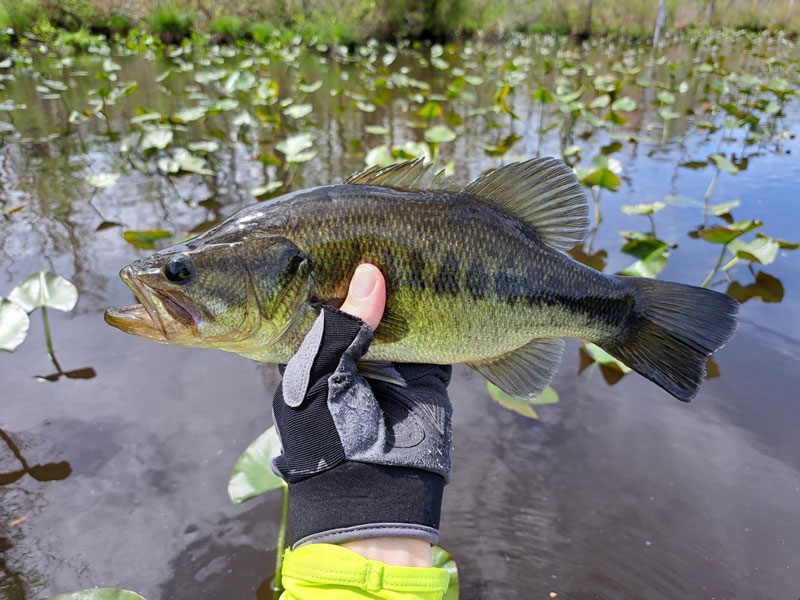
123,230,172,250
9,272,78,313
228,425,285,504
0,298,30,352
726,271,783,303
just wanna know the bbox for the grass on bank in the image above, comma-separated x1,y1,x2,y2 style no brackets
1,0,799,50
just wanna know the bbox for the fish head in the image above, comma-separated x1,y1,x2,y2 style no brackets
105,232,312,352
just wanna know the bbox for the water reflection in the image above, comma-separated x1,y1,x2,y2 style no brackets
0,429,72,486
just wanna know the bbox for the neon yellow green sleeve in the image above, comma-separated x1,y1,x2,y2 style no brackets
279,544,450,600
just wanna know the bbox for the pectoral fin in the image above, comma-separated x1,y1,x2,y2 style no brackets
468,338,565,401
357,362,408,387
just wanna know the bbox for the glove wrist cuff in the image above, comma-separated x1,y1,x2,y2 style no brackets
288,462,445,548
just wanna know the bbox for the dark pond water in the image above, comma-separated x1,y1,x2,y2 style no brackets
1,32,799,599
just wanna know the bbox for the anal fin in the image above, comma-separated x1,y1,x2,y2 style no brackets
468,338,565,400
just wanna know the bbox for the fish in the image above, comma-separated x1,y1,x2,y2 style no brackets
105,157,739,403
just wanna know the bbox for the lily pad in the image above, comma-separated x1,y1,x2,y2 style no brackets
276,133,316,163
709,154,739,174
621,202,665,216
250,181,284,197
416,102,442,119
283,103,313,119
85,173,120,188
699,220,762,244
727,237,780,265
611,96,637,112
228,425,285,504
580,168,620,191
582,342,631,373
9,271,78,313
0,298,30,352
140,128,173,151
424,125,456,143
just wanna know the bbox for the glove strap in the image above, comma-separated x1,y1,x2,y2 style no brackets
288,462,445,548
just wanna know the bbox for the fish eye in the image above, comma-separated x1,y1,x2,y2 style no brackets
163,255,195,284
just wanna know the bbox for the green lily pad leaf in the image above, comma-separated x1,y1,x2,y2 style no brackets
172,106,207,123
282,103,313,119
658,107,680,120
707,199,740,216
85,172,120,188
43,79,69,92
432,547,459,600
756,233,799,250
8,271,78,313
487,382,555,419
228,425,285,504
699,220,762,244
123,230,172,250
140,128,173,151
531,87,553,103
621,202,665,216
416,102,443,119
424,125,456,143
563,145,582,157
619,233,670,278
298,80,322,93
365,145,394,167
590,94,610,109
250,181,283,197
0,298,30,352
175,150,213,175
276,133,316,163
187,141,220,153
656,90,676,104
727,237,779,265
43,589,147,600
364,125,390,136
580,168,620,190
605,110,627,125
102,59,122,72
483,133,520,157
709,154,739,174
611,96,637,112
583,342,631,373
223,70,256,93
356,101,376,113
68,110,89,124
195,69,227,85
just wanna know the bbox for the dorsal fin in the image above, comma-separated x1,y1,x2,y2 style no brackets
461,158,589,252
344,158,457,191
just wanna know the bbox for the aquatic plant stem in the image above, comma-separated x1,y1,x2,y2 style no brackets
703,169,719,225
41,306,54,358
272,484,289,599
702,243,728,288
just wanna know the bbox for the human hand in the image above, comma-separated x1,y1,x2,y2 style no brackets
271,264,453,565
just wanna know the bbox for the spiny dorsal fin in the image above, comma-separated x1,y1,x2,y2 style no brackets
468,337,565,400
462,158,589,252
344,158,457,191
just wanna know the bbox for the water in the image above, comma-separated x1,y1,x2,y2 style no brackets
1,32,799,599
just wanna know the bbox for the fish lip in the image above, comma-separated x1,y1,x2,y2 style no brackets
120,265,165,335
104,266,168,341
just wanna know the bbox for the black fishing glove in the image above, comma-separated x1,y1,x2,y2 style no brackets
272,305,452,548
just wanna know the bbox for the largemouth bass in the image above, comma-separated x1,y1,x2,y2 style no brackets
105,158,738,402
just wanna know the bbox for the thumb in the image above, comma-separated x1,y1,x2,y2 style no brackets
339,263,385,331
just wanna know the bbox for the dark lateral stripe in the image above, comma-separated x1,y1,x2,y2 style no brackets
432,252,461,296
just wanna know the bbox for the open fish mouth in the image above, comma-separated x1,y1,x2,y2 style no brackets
104,266,196,342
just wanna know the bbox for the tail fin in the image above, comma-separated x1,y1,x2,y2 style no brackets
602,278,739,402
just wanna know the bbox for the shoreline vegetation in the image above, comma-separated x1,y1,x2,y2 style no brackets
1,0,799,51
